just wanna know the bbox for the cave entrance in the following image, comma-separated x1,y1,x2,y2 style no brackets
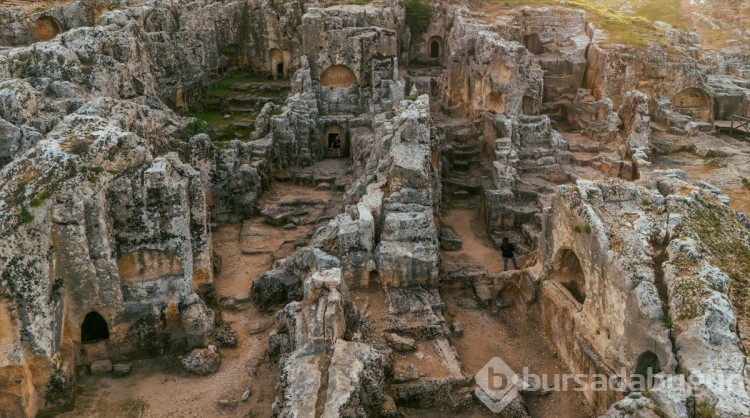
552,249,586,304
277,63,284,77
429,36,442,59
81,311,109,344
632,351,661,391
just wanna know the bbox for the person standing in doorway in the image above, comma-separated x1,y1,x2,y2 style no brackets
332,135,341,158
500,237,519,271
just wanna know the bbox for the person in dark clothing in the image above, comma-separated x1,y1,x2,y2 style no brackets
500,237,519,271
331,136,341,158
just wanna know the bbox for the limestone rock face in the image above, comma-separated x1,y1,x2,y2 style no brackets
443,17,544,118
321,340,385,418
538,180,750,416
584,43,707,109
618,90,651,166
251,247,341,310
374,96,441,288
0,89,215,416
274,265,385,417
566,90,621,143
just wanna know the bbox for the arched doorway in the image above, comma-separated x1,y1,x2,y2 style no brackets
552,249,586,304
35,16,63,42
429,36,442,59
320,65,357,88
81,312,109,344
269,48,285,78
631,351,661,391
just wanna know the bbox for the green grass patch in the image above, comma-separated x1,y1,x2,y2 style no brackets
633,0,684,30
499,0,686,47
30,190,51,207
687,193,750,319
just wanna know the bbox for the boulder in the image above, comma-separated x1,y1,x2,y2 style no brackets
181,345,220,375
90,359,113,375
384,333,416,352
252,247,340,310
112,363,132,378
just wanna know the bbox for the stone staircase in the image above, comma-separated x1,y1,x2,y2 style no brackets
436,117,485,206
192,70,290,141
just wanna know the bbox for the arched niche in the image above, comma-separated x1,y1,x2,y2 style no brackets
671,87,711,121
117,249,184,282
81,312,109,344
35,16,63,42
552,248,586,304
429,36,443,59
320,65,357,88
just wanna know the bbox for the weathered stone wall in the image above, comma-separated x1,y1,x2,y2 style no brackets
538,179,750,417
0,97,216,416
585,43,710,113
538,181,674,413
441,13,543,119
301,5,400,115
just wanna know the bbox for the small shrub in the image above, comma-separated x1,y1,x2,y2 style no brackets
573,225,582,233
402,0,432,35
584,224,592,234
696,401,717,418
742,177,750,190
661,306,672,328
179,119,209,140
70,140,90,155
30,190,51,207
642,198,651,206
406,95,418,101
19,208,33,224
348,0,370,4
271,107,284,116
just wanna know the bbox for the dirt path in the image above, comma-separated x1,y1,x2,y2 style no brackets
441,207,528,274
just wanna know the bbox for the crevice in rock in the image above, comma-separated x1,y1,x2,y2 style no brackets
651,211,679,369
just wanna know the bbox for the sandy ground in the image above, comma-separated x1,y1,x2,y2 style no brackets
58,307,277,418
